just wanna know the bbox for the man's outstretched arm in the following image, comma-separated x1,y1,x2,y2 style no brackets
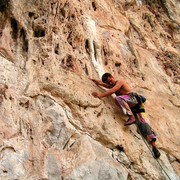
92,80,123,99
90,78,112,89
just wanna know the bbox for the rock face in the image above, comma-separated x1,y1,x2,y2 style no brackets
0,0,179,179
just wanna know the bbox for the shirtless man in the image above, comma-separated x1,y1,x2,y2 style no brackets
91,73,161,158
91,72,137,126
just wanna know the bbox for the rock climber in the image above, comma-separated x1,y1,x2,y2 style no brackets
91,72,161,158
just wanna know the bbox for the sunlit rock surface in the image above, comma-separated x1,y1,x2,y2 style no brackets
0,0,179,179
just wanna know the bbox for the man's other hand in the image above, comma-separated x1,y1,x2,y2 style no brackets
90,79,100,85
92,92,100,98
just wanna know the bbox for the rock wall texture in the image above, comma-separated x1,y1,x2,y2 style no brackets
0,0,180,179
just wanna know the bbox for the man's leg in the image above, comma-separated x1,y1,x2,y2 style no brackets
150,141,161,159
138,118,161,159
115,97,136,126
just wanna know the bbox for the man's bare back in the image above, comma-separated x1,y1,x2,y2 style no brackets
114,80,132,96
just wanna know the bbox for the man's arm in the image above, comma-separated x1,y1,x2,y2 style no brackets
90,78,112,89
92,80,123,98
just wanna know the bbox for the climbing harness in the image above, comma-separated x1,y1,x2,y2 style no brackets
133,113,172,180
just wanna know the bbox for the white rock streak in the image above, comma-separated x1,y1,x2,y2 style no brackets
83,17,105,79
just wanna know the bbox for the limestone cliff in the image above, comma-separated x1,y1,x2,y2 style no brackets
0,0,179,179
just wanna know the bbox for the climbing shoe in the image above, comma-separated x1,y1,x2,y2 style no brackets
124,117,136,126
152,147,161,159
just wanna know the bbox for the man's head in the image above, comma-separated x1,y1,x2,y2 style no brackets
102,73,116,85
102,73,112,83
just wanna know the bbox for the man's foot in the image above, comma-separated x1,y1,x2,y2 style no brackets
152,147,161,159
124,117,136,126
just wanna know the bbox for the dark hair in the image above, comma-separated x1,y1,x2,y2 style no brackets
0,0,9,12
102,73,112,83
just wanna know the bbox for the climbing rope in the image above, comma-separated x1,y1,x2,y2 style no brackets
134,113,172,180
